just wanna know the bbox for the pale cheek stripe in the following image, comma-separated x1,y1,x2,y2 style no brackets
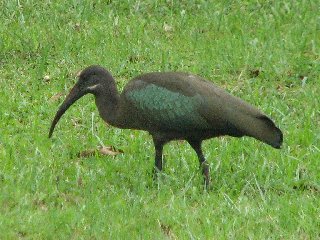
87,84,100,91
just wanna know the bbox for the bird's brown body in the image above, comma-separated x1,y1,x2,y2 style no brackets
49,65,283,187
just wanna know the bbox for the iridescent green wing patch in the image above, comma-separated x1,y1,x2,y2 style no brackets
126,83,210,130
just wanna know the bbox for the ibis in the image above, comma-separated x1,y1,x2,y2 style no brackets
49,65,283,187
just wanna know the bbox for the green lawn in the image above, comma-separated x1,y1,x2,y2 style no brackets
1,0,319,239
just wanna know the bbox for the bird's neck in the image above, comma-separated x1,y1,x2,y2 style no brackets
94,84,120,127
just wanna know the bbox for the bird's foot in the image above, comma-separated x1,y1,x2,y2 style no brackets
152,167,163,182
203,176,211,191
201,161,211,190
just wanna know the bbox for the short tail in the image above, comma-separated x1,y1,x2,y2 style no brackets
254,116,283,148
231,114,283,149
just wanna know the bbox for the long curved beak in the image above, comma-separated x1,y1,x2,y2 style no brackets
49,84,86,138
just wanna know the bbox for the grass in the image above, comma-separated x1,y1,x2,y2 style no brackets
0,0,319,238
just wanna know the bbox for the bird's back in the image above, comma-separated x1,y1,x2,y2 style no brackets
118,72,282,148
120,72,211,132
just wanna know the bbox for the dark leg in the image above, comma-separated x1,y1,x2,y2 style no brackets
152,136,165,180
188,140,210,188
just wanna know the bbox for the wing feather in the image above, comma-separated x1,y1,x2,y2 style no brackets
124,81,210,131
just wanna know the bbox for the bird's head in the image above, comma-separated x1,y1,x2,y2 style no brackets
76,65,113,94
49,65,112,138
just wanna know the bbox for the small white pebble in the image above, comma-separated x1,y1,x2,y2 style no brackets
163,23,173,32
301,77,307,87
43,75,50,81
